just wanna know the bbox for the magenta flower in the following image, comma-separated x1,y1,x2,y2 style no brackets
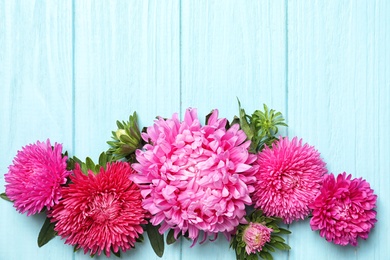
131,108,257,243
49,162,148,257
243,222,273,255
252,137,327,224
5,139,70,216
309,172,377,246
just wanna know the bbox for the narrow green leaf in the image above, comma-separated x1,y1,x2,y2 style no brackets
166,229,178,245
146,223,164,257
72,156,83,165
37,217,57,247
272,241,290,251
277,228,291,234
259,250,273,260
98,152,107,167
271,235,286,243
85,157,96,171
112,249,121,258
0,192,12,202
136,233,144,243
237,98,253,140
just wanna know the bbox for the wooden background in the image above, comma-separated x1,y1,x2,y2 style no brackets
1,1,389,259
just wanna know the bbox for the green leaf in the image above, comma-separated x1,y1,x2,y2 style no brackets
166,229,177,245
271,235,286,243
271,241,290,251
85,157,96,171
112,250,121,258
0,192,12,202
136,234,144,243
259,250,273,260
146,223,164,257
98,152,108,167
37,217,57,247
277,228,291,235
237,98,254,141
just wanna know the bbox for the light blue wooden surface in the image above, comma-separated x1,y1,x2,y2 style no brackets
1,1,389,259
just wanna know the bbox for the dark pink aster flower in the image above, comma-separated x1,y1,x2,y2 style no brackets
49,162,148,257
243,222,273,255
252,137,327,224
5,139,70,216
131,108,257,243
309,172,377,246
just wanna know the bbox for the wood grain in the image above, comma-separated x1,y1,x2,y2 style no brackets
73,0,181,259
0,0,389,259
0,1,74,259
287,0,390,259
180,1,288,259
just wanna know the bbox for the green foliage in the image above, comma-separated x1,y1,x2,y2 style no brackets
146,223,164,257
69,152,113,175
107,112,142,162
230,210,291,260
235,99,287,153
38,217,57,247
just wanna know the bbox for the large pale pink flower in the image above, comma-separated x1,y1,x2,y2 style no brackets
309,172,377,246
5,139,70,216
132,108,257,243
49,162,148,257
252,137,327,223
243,222,273,255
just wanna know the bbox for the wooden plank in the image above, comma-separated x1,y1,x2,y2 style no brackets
73,1,181,259
180,1,288,259
181,0,287,121
287,0,390,259
0,1,74,259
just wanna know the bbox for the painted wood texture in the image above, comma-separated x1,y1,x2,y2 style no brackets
0,1,389,259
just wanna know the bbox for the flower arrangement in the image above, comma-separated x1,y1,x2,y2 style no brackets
1,101,377,259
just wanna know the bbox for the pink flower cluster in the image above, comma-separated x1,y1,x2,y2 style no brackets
309,172,377,246
49,162,148,257
132,109,257,243
5,139,70,216
243,222,273,254
252,137,327,224
2,107,379,257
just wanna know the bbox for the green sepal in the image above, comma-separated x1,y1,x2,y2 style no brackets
136,233,144,243
0,192,12,202
112,250,121,258
37,217,57,247
146,223,164,257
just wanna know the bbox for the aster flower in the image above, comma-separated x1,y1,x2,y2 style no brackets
252,137,327,224
49,161,148,257
243,222,273,254
309,172,377,246
4,139,70,216
230,210,290,260
131,108,257,243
